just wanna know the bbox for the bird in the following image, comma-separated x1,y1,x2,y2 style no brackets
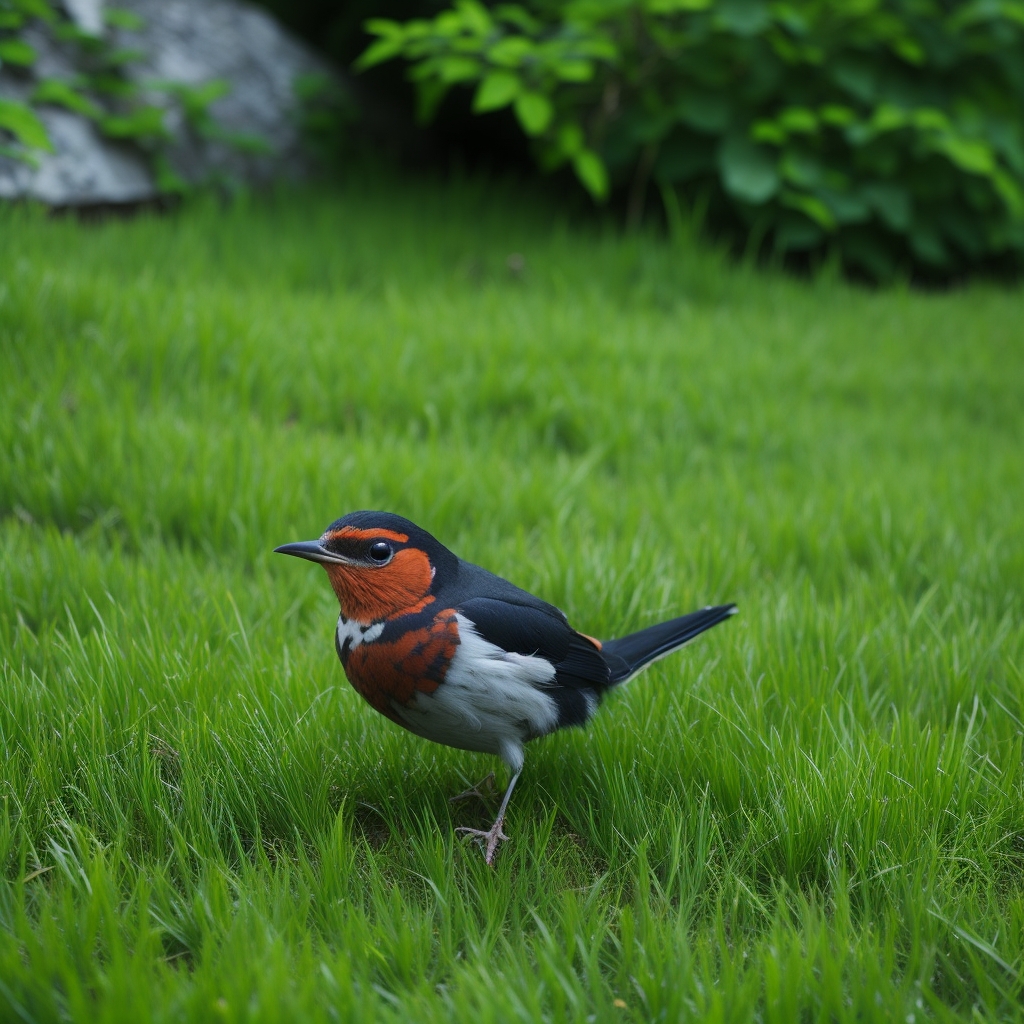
275,511,736,864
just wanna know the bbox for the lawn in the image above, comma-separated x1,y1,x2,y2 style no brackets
1,178,1022,1022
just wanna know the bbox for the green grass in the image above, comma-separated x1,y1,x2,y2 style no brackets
1,177,1023,1022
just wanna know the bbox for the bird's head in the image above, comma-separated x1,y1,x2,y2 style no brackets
274,511,458,622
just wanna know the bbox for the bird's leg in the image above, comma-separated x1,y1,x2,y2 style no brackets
455,768,521,866
448,771,496,806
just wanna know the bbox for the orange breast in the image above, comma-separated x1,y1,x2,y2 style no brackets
343,609,460,721
323,546,434,621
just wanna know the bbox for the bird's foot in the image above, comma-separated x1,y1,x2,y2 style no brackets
448,772,496,807
456,817,509,866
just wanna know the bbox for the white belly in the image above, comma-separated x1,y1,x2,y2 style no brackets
392,613,559,771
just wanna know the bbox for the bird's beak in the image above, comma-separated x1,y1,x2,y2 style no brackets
273,540,352,565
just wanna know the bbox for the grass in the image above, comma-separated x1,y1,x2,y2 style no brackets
1,175,1022,1022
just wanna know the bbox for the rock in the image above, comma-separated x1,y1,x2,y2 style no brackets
0,0,339,206
63,0,105,36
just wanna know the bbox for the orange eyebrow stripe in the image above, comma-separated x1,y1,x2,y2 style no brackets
326,527,410,543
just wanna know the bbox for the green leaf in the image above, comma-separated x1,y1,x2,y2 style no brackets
679,92,731,133
488,36,534,66
514,92,553,135
719,134,778,203
573,148,608,200
0,99,52,151
0,12,26,29
553,59,593,82
557,122,584,156
751,120,787,144
778,107,817,133
436,55,480,83
715,0,771,35
934,135,995,175
861,181,912,231
354,35,407,71
455,0,492,35
152,153,187,195
99,105,167,140
32,79,102,118
819,105,855,127
909,223,949,265
473,71,520,112
647,0,713,10
0,38,37,66
780,149,824,188
105,8,144,29
415,78,449,124
780,188,836,229
992,168,1024,218
892,37,924,64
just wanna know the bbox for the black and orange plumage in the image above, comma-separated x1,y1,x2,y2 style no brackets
276,511,736,863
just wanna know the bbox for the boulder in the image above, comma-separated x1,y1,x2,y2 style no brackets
0,0,339,205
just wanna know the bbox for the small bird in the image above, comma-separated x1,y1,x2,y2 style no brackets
276,511,736,864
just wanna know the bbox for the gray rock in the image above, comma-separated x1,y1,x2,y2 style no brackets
63,0,105,36
0,0,338,206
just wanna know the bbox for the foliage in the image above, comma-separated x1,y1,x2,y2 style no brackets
359,0,1024,280
0,0,254,191
1,183,1023,1019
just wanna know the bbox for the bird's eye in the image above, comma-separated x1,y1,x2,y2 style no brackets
368,541,392,563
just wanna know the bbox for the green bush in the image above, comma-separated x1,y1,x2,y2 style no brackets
359,0,1024,280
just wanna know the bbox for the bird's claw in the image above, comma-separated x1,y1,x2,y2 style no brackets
456,819,509,865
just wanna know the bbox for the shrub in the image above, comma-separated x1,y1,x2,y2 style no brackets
359,0,1024,280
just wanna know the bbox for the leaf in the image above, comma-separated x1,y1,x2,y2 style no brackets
99,106,167,140
436,56,480,83
32,79,102,118
0,99,52,151
0,12,26,29
354,34,407,71
473,71,520,112
679,92,732,133
415,79,449,124
455,0,492,35
934,135,995,176
648,0,713,10
719,134,778,203
13,0,54,16
778,107,817,133
0,140,39,166
861,181,912,230
992,168,1024,218
152,153,187,195
751,120,786,144
781,188,836,229
715,0,771,35
557,122,584,156
488,36,534,66
892,37,924,64
514,92,553,135
553,59,593,82
105,8,144,29
573,148,608,200
909,223,949,265
819,105,855,127
780,150,824,188
0,38,37,66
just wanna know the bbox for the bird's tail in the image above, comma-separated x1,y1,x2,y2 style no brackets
601,604,737,685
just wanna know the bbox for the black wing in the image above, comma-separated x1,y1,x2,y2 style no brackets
456,596,611,692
